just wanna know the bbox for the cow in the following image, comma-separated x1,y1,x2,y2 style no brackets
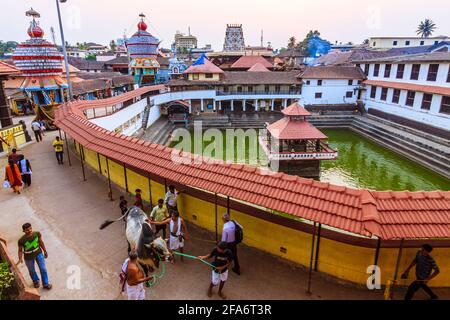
100,206,173,276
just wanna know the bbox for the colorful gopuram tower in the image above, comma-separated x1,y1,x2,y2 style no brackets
126,13,160,87
12,8,67,128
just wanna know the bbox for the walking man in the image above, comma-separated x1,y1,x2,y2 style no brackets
222,213,242,275
8,148,22,164
122,250,153,300
31,120,42,142
402,244,440,300
16,223,52,290
4,159,23,194
164,185,182,212
18,155,32,187
198,241,234,300
149,210,188,262
52,136,64,165
150,199,169,239
134,189,144,211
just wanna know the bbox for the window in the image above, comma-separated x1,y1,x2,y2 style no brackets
364,64,370,76
384,64,392,78
448,67,450,83
405,40,410,46
420,40,425,46
434,41,439,45
348,79,353,86
373,64,380,77
247,86,253,93
406,91,416,106
427,64,439,81
192,73,199,80
421,94,433,110
205,73,213,79
393,40,398,46
265,85,270,93
396,64,405,79
275,85,281,93
315,92,322,99
237,86,242,93
317,80,323,86
380,88,388,101
392,89,401,103
440,96,450,114
370,86,377,99
223,86,229,93
373,42,376,47
410,64,421,80
346,91,353,98
306,80,311,85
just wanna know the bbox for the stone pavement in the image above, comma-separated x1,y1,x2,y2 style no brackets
1,122,444,300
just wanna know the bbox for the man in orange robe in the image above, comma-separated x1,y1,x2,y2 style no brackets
4,159,23,194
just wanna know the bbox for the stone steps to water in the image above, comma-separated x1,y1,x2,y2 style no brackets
353,117,450,158
351,125,450,179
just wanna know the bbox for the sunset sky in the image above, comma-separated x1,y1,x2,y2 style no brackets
1,0,449,50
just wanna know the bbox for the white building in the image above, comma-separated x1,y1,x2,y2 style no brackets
298,66,365,105
357,52,450,130
369,36,449,49
66,48,87,59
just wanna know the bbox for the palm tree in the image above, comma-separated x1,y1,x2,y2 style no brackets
416,19,437,38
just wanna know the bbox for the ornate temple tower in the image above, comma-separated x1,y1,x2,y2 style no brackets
126,13,160,87
223,24,245,52
12,8,67,128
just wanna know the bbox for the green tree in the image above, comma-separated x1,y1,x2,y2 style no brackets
416,19,437,38
110,40,117,52
297,30,321,54
0,41,18,56
85,53,96,61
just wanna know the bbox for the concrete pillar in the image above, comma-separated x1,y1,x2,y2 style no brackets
201,99,204,112
283,99,288,109
255,99,258,111
219,100,222,111
188,100,192,114
213,100,216,111
231,100,234,112
271,99,275,112
243,100,246,112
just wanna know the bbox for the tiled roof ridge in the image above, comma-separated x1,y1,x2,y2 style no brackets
54,95,450,240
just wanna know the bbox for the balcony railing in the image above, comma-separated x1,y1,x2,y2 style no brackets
216,90,301,96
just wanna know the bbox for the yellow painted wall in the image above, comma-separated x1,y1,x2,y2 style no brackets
0,124,27,151
188,73,221,81
76,145,450,288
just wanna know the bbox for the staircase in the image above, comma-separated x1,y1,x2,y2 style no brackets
140,117,174,146
351,115,450,179
141,104,152,130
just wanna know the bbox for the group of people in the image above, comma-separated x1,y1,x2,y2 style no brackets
119,185,242,300
4,149,32,194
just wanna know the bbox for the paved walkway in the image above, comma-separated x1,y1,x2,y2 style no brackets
0,123,445,300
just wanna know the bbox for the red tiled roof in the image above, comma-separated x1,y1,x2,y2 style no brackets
0,61,19,76
231,55,273,69
267,118,328,140
282,102,312,116
248,63,270,72
298,66,365,80
364,80,450,96
184,59,224,74
54,88,450,240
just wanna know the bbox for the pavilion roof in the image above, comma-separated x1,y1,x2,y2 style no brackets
0,61,20,76
248,62,271,72
267,117,328,140
282,102,311,117
231,55,273,69
184,54,224,74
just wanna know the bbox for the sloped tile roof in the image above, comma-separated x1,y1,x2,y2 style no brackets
231,55,273,69
184,58,224,74
0,61,20,76
282,102,311,116
248,63,271,72
267,117,328,140
54,87,450,240
298,66,365,80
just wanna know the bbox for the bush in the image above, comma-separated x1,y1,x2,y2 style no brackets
0,262,15,300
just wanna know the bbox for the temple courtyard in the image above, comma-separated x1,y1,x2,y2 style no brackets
1,117,449,300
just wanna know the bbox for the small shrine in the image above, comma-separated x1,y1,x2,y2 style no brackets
12,8,67,128
126,13,160,86
261,101,337,178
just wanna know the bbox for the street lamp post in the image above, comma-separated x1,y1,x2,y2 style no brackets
55,0,73,100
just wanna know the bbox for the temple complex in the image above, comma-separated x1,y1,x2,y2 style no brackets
12,8,67,128
261,101,337,178
126,13,160,86
223,24,246,52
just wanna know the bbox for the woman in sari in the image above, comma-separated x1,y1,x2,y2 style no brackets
4,159,23,194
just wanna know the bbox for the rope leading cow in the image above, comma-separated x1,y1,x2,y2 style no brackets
100,206,173,276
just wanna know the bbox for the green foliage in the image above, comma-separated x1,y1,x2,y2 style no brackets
0,40,18,56
0,262,15,300
110,40,117,52
417,19,437,38
85,53,96,61
296,30,321,55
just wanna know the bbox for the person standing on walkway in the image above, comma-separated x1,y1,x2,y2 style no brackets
16,223,52,290
150,199,169,239
31,120,42,142
4,159,23,194
119,196,128,220
222,213,242,275
123,250,152,300
149,210,188,262
198,241,234,300
17,155,32,187
52,136,64,165
165,185,182,212
402,244,440,300
134,189,144,211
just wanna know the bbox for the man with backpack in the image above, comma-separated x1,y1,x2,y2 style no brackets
221,213,243,275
